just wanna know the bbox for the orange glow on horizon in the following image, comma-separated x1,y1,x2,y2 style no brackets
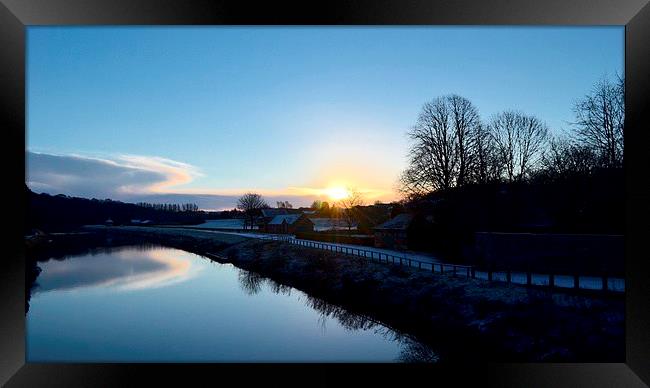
325,186,351,201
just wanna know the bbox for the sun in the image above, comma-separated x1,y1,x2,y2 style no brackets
325,186,350,201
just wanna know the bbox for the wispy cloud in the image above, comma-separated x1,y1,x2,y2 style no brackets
33,247,200,294
26,151,201,198
26,151,398,209
115,154,202,194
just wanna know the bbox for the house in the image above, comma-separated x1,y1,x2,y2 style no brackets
265,213,314,234
257,208,302,229
309,217,357,231
256,208,288,228
373,213,414,250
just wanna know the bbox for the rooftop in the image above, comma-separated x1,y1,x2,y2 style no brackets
268,214,303,225
374,213,413,230
261,208,289,218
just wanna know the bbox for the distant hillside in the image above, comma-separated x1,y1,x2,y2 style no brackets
25,185,205,233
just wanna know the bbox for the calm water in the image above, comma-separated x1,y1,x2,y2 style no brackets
27,245,434,362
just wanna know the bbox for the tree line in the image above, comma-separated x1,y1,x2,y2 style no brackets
26,186,206,232
135,202,200,213
399,75,624,198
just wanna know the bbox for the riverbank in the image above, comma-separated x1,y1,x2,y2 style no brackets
30,226,624,362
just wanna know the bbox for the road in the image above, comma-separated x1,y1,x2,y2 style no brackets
105,225,625,292
159,227,441,265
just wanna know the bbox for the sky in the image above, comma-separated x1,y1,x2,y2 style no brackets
26,26,624,210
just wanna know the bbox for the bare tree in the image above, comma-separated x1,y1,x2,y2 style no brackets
276,200,293,209
337,189,364,230
399,95,481,197
572,76,624,168
490,111,549,182
237,192,268,230
540,135,598,180
449,94,481,186
470,123,503,184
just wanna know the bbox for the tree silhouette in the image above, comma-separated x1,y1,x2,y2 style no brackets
237,193,268,230
337,189,365,230
276,200,293,209
490,111,549,182
572,75,624,168
400,95,482,197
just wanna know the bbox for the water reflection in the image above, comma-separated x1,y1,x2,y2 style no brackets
33,246,199,294
28,244,438,362
236,267,439,363
237,270,265,296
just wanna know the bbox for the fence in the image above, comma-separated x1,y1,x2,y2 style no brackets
258,234,625,293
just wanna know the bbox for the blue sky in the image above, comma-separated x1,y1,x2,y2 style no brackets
26,26,624,210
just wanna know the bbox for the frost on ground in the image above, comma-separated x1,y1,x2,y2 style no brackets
218,238,624,362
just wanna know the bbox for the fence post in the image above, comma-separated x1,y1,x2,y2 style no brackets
574,274,580,289
453,266,457,277
506,270,511,283
419,262,422,270
527,272,532,285
471,267,475,278
602,275,607,291
549,273,555,288
487,269,492,281
441,265,444,274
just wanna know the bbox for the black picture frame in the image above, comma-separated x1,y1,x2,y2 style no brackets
1,0,649,386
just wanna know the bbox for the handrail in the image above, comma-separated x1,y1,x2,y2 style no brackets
257,234,471,275
257,234,624,293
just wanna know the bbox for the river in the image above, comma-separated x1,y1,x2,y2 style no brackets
26,244,435,362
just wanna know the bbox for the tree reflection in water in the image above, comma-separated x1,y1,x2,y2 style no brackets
236,267,439,363
237,270,265,295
